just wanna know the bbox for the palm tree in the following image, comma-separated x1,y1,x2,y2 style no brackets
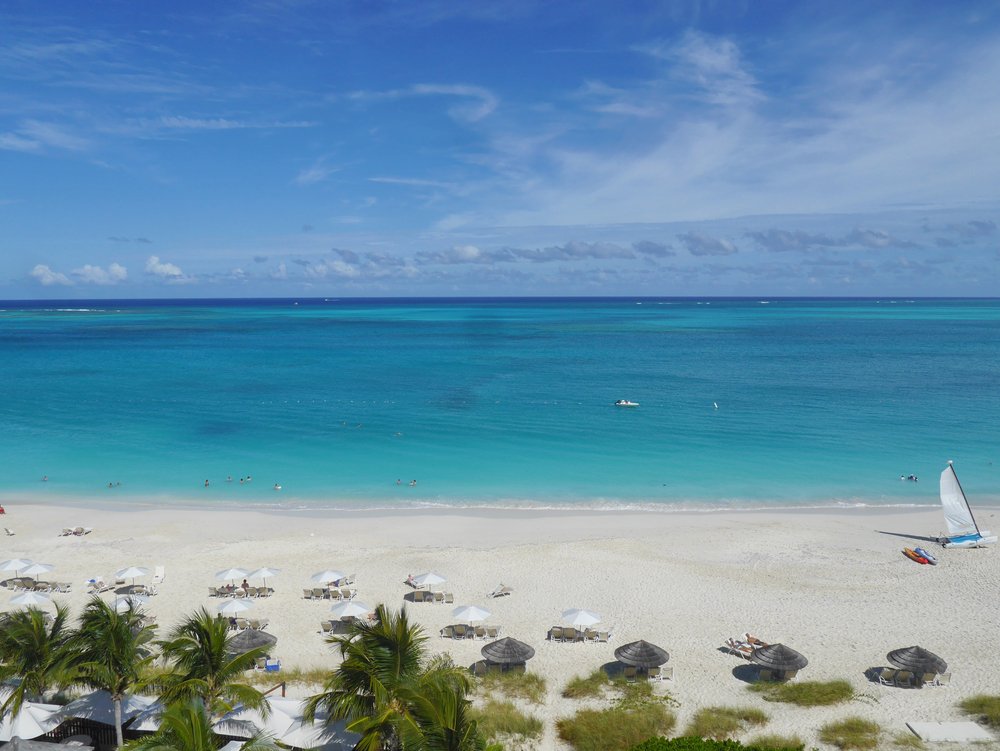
156,608,269,720
304,604,480,751
70,597,157,748
397,675,499,751
0,604,75,719
123,698,274,751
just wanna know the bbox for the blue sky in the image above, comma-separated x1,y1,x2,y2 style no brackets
2,0,999,297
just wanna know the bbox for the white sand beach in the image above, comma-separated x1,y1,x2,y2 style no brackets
1,500,997,749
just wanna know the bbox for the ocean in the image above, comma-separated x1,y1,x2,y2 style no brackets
1,298,998,510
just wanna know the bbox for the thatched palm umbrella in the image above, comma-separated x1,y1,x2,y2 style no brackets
229,629,277,655
750,644,808,671
614,640,669,668
481,637,535,665
887,646,947,674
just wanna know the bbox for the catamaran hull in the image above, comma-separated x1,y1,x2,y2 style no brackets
942,534,997,549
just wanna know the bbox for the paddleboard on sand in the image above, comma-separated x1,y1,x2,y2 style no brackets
904,548,929,564
914,547,938,565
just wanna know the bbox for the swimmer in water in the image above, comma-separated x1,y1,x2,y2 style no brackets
227,476,232,482
274,484,281,490
42,476,48,481
205,480,209,487
109,482,113,488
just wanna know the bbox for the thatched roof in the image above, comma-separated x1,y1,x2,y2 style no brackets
614,640,669,668
749,643,808,671
886,646,947,674
480,637,535,664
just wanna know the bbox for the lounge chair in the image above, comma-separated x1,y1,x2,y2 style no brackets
916,673,936,688
486,626,499,640
257,619,269,630
551,627,563,642
624,667,637,683
598,631,610,643
662,666,674,681
346,574,356,585
255,657,267,671
441,627,453,639
433,591,444,603
303,588,314,600
74,527,85,536
780,670,798,681
877,668,898,686
585,629,598,643
454,625,467,639
3,529,13,536
445,593,454,604
57,583,72,594
895,671,913,687
257,587,270,598
648,667,662,682
60,528,73,536
474,661,487,676
758,669,773,682
246,586,257,598
249,619,260,630
564,627,577,642
236,618,249,631
413,590,425,602
320,620,333,633
312,587,325,599
475,626,487,640
152,566,165,584
115,575,126,586
933,673,951,687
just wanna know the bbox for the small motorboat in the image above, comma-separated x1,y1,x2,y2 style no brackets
615,400,639,407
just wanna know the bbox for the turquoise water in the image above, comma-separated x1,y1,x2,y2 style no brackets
1,298,998,509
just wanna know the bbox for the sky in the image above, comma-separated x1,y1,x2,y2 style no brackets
2,0,999,298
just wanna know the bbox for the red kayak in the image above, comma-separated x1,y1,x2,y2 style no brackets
903,548,929,564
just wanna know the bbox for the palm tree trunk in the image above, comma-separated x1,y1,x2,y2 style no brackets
114,695,124,748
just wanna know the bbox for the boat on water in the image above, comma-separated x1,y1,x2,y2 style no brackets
938,462,996,548
615,400,639,407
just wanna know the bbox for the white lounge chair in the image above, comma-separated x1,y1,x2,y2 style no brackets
152,566,165,584
4,528,14,536
60,528,73,537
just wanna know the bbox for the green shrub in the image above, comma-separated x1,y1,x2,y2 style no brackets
478,669,547,704
960,695,1000,728
564,669,612,699
630,738,802,751
685,707,768,740
746,734,804,749
819,717,881,750
748,680,854,706
470,699,543,741
557,704,676,751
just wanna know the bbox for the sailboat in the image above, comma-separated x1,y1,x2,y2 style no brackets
938,462,997,548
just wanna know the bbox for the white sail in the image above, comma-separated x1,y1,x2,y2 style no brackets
940,464,978,537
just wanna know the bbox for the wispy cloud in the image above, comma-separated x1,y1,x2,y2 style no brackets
677,231,738,256
350,83,498,121
295,158,338,185
72,262,127,285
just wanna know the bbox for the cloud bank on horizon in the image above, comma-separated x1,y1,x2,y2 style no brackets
1,1,998,297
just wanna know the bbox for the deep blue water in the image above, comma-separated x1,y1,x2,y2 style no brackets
1,298,998,509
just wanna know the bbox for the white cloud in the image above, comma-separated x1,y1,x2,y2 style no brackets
294,159,338,185
72,262,127,285
30,264,72,286
20,121,89,151
269,263,288,280
351,83,497,122
677,231,739,256
307,260,360,278
0,133,41,152
159,116,315,130
144,255,186,279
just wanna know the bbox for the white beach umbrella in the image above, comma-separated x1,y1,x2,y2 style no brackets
0,701,62,741
279,717,360,750
452,605,491,623
117,566,149,587
19,563,54,580
330,601,369,619
11,592,51,606
413,572,447,589
248,567,281,589
562,608,601,627
0,559,33,573
218,599,255,614
216,568,249,588
311,569,346,583
113,594,150,612
59,691,157,726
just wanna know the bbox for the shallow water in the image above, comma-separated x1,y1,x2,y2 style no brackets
2,297,998,509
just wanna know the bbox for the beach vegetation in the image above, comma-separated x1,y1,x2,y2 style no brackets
685,707,769,740
747,679,854,706
745,734,804,749
478,669,547,704
236,665,329,688
69,598,158,748
0,604,75,719
818,717,882,750
563,669,611,699
628,738,801,751
960,695,1000,728
305,604,497,751
469,699,543,743
123,697,276,751
156,608,270,720
890,731,925,749
556,704,676,751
